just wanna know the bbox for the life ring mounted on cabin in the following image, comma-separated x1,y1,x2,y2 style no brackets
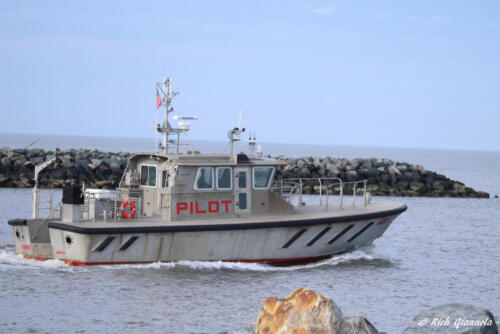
121,200,136,219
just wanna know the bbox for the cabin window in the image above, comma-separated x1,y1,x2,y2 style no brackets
216,167,232,190
238,193,248,210
161,170,168,188
195,167,214,190
238,171,247,188
140,165,157,187
253,166,274,189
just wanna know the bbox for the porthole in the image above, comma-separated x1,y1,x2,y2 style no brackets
65,235,73,245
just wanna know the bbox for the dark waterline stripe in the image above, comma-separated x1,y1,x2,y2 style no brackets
327,224,355,244
281,229,307,248
306,226,332,247
347,222,374,243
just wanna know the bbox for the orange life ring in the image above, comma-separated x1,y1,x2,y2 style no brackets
121,200,136,219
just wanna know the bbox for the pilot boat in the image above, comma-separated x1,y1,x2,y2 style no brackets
8,78,407,266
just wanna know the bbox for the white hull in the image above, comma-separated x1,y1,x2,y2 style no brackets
11,207,402,265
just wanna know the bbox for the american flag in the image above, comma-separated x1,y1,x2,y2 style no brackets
156,89,162,110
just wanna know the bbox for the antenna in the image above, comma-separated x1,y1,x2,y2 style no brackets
249,132,256,154
238,109,242,130
222,109,246,155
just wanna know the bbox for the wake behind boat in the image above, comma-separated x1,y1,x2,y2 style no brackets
8,78,407,266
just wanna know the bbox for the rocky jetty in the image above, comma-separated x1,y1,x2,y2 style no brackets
0,148,490,198
0,148,129,189
255,288,498,334
276,156,489,198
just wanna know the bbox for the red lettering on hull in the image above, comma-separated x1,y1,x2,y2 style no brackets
176,202,188,215
176,200,232,215
221,200,231,213
195,202,206,214
208,201,219,213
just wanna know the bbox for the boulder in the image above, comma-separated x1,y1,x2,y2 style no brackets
94,180,115,189
402,303,497,334
397,163,408,172
313,185,327,195
474,191,490,198
350,158,363,169
336,316,379,334
387,165,401,177
0,173,9,184
432,181,445,191
19,174,33,187
336,159,346,169
327,166,340,177
302,185,313,194
255,287,343,334
410,181,425,192
362,159,372,169
366,184,379,193
345,170,358,181
367,167,379,177
30,156,44,165
394,181,409,191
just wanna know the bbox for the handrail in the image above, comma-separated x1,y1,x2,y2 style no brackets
274,177,368,209
34,189,56,218
82,188,143,222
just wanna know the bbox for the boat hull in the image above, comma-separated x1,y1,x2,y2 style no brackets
47,217,396,265
9,204,406,266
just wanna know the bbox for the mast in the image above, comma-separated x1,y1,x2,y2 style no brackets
163,78,170,154
156,78,197,154
156,78,178,154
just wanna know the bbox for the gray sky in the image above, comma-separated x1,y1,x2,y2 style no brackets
0,1,499,151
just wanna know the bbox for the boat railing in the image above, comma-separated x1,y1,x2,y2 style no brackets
273,178,368,209
82,188,143,222
32,189,62,219
271,180,302,202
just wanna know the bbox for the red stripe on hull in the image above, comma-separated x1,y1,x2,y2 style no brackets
23,254,332,266
23,255,49,261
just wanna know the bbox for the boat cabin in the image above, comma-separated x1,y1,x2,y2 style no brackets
118,152,293,222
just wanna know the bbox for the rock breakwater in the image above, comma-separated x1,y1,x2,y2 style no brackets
275,156,490,198
0,148,490,198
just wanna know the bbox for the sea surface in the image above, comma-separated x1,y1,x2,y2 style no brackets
0,134,499,333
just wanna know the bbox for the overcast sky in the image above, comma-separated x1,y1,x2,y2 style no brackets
0,1,499,151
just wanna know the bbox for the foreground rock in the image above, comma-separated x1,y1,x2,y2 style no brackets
0,148,490,197
336,317,379,334
254,288,497,334
403,303,498,334
255,287,344,334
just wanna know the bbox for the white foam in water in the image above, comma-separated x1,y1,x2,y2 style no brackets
0,250,68,270
0,247,377,272
100,248,377,272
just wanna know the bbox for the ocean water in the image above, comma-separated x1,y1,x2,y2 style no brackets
0,134,499,333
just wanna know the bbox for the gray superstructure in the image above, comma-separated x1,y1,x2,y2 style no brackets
8,78,406,265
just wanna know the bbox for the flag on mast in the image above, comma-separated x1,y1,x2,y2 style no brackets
156,89,162,110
